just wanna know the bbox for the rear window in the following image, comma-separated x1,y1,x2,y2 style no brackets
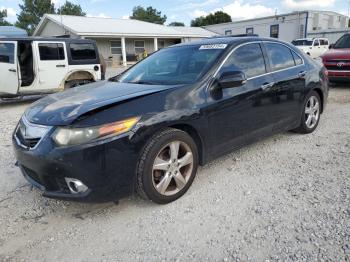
70,43,96,60
39,43,65,60
0,43,15,64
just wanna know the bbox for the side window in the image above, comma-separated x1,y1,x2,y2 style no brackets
39,43,65,61
0,43,15,64
313,39,320,46
292,51,303,65
265,43,295,71
222,43,267,79
70,43,96,60
270,25,279,38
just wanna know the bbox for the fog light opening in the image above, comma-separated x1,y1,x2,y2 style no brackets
65,178,88,194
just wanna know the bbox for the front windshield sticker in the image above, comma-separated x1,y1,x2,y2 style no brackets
199,44,227,50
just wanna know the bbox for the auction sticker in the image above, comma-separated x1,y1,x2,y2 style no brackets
199,44,227,50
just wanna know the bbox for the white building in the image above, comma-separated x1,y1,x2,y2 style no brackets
204,10,349,43
34,14,216,67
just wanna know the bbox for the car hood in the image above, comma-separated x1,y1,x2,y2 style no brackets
25,81,177,126
321,48,350,60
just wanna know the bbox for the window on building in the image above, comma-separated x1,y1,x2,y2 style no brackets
299,24,305,38
265,43,295,71
39,43,65,61
246,28,254,35
111,40,122,55
158,40,165,49
134,40,145,54
0,43,15,64
221,43,267,79
70,43,96,60
225,30,232,35
270,25,279,38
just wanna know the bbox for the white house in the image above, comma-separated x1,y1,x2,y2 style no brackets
33,14,216,67
204,10,349,43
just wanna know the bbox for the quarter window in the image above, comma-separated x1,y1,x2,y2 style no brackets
39,43,65,61
111,40,122,55
270,25,279,38
0,43,15,64
222,43,267,79
134,40,145,54
292,51,303,65
265,43,295,71
70,43,96,60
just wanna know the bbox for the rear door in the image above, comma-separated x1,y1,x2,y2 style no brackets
0,41,19,95
35,41,68,90
263,42,306,130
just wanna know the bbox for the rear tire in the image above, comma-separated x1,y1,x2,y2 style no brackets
136,128,198,204
293,91,321,134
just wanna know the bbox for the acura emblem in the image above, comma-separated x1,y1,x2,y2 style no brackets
337,62,345,67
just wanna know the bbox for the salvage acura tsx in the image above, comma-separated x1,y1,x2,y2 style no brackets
13,36,328,204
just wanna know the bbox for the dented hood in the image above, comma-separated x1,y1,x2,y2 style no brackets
25,81,176,126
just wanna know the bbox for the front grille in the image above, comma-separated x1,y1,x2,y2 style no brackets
325,65,350,71
15,116,52,150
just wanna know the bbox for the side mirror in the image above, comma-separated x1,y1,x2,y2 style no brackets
216,71,247,89
329,44,334,49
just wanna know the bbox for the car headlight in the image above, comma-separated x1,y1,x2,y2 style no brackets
52,117,140,146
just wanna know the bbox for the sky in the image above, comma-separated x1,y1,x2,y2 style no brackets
0,0,349,26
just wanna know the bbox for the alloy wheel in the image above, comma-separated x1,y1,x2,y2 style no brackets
152,141,194,196
305,95,320,129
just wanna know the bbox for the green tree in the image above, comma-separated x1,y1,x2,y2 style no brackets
57,1,86,16
0,10,12,26
130,6,167,25
16,0,55,35
191,11,232,27
168,21,185,26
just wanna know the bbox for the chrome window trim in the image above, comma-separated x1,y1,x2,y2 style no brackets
212,40,305,82
15,116,52,150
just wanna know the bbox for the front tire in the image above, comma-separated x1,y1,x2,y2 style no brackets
294,91,321,134
136,128,198,204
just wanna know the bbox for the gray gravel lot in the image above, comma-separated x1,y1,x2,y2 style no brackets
0,85,349,262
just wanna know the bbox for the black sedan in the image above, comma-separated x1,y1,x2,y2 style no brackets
13,37,328,204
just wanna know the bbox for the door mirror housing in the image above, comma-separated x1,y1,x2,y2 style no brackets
216,71,247,89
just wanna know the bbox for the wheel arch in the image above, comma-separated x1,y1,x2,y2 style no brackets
312,87,324,113
60,70,96,89
168,123,206,165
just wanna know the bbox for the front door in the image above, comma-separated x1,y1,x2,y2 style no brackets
0,41,19,95
206,43,276,157
35,41,68,90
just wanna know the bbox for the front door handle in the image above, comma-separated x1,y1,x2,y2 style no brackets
8,68,16,72
261,82,275,91
298,71,306,78
56,64,66,68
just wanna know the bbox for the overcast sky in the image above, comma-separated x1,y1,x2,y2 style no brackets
0,0,349,25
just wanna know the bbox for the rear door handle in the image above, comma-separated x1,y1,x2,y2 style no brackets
8,68,16,72
56,64,66,68
261,82,275,91
298,71,306,78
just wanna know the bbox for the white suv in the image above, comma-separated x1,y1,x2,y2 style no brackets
292,38,329,59
0,37,101,99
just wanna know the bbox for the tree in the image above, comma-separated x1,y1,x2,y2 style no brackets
168,21,185,26
57,1,86,16
130,6,167,25
16,0,55,35
0,10,12,26
191,11,232,27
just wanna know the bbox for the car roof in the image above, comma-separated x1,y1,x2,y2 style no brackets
172,36,288,48
0,36,96,44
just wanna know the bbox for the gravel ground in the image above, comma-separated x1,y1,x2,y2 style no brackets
0,85,349,262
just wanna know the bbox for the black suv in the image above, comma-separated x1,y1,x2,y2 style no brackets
13,36,328,204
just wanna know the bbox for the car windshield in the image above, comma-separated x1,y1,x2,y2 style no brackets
114,45,225,85
333,34,350,49
292,40,313,46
